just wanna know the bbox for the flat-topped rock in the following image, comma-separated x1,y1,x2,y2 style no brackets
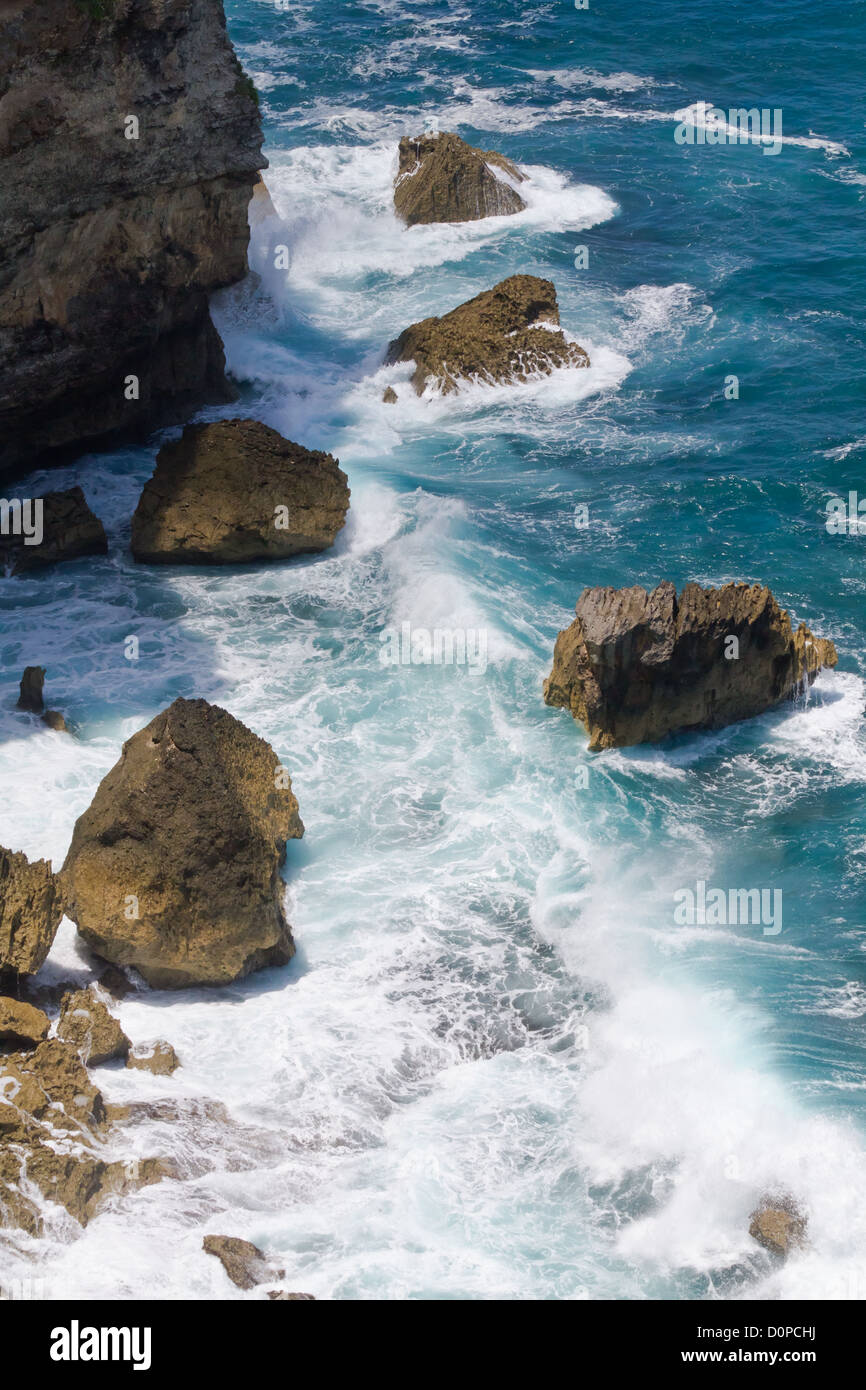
544,581,837,750
61,697,304,988
386,274,589,396
394,131,526,226
131,419,350,565
0,995,50,1047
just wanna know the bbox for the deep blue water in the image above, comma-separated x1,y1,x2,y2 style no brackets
1,0,864,1299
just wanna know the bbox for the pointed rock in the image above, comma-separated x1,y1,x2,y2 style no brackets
0,845,63,978
394,131,526,226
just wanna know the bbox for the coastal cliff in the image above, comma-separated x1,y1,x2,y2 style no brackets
0,0,265,476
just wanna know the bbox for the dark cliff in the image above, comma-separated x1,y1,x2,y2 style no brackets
0,0,265,476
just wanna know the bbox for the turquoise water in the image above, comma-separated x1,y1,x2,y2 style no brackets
1,0,865,1299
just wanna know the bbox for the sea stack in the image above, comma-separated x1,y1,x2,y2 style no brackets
394,131,527,226
543,581,837,750
386,274,589,395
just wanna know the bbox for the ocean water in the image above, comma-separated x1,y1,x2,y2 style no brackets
1,0,865,1300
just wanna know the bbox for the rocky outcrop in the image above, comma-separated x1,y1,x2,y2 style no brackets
0,995,50,1047
203,1234,283,1290
543,581,838,750
16,665,68,729
61,697,304,988
127,1041,180,1075
749,1200,807,1257
130,419,350,564
394,131,526,226
386,275,589,395
1,487,107,573
57,987,130,1066
0,845,63,978
0,1037,169,1233
0,0,265,477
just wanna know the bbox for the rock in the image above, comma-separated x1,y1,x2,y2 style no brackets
1,487,108,573
0,845,63,978
1,1038,106,1134
0,995,50,1047
17,666,44,713
749,1200,807,1257
203,1234,285,1290
250,175,278,225
0,0,265,477
386,274,589,396
98,964,136,1000
382,386,398,404
126,1041,180,1076
61,697,304,988
130,419,350,565
41,710,68,732
267,1291,317,1300
394,131,526,226
57,987,130,1066
544,581,838,750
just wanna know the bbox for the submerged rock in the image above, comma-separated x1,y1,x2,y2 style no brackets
544,581,838,750
1,487,107,574
126,1041,180,1076
268,1291,317,1300
61,697,304,988
394,131,526,226
385,274,589,396
0,845,63,978
749,1200,808,1257
57,987,130,1066
0,995,50,1047
0,1038,169,1234
203,1234,284,1290
130,419,350,565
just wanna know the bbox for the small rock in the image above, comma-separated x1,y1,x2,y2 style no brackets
126,1041,180,1075
0,995,50,1046
57,986,130,1065
98,964,136,1000
749,1201,807,1257
41,709,67,732
203,1234,285,1290
267,1290,316,1300
17,667,44,713
1,487,108,574
386,274,588,396
382,386,398,404
0,845,63,978
394,131,526,226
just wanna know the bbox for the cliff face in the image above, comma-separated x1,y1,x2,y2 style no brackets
0,0,265,477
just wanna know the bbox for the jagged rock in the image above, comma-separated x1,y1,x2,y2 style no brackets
0,995,50,1047
386,274,589,396
0,845,63,978
203,1234,285,1290
0,1039,172,1233
382,387,398,404
394,131,526,226
0,0,265,476
1,487,107,573
57,987,130,1066
130,419,350,565
749,1200,808,1257
17,667,44,713
126,1041,180,1076
267,1291,317,1300
544,581,838,750
61,697,304,988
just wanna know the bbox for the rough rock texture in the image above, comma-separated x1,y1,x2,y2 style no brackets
543,581,838,750
61,697,304,988
749,1201,808,1257
1,487,108,573
268,1291,317,1300
126,1041,180,1075
203,1234,284,1290
131,419,350,564
0,845,63,978
57,986,130,1066
386,275,589,395
0,0,265,477
0,1038,168,1233
41,709,68,732
0,994,49,1046
16,666,44,713
394,131,526,226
